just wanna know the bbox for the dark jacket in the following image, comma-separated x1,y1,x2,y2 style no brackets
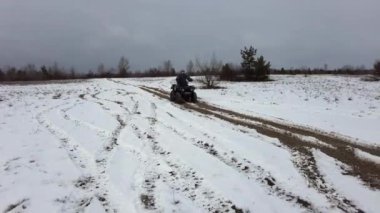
176,73,192,87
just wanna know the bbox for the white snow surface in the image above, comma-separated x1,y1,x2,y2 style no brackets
0,77,378,212
355,149,380,165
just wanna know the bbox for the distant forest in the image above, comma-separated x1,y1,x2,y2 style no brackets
1,48,379,82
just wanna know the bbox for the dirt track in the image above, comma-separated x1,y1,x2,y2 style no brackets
138,85,380,208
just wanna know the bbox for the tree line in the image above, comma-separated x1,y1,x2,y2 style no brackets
0,58,178,81
1,46,379,83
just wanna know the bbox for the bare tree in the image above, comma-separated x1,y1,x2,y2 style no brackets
97,63,106,77
196,54,222,88
70,67,76,79
186,60,194,75
118,56,130,77
51,62,60,79
163,60,173,73
0,69,4,81
374,60,380,76
24,64,36,73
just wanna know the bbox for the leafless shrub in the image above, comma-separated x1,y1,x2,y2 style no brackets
195,54,222,89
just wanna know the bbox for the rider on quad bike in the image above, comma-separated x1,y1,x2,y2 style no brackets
170,71,197,103
176,70,193,88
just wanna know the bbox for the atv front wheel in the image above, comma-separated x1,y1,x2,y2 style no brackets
170,91,176,101
191,92,197,103
175,92,185,104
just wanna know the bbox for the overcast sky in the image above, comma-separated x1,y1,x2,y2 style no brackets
1,0,379,71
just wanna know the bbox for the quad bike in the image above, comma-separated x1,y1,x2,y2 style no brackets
170,84,197,103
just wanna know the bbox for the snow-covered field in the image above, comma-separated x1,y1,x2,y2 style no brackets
0,76,379,213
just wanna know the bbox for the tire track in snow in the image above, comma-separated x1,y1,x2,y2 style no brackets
86,89,138,176
128,102,246,212
161,109,362,212
60,103,110,138
36,102,97,173
36,103,112,212
134,102,161,210
89,86,140,117
130,123,243,212
139,86,369,212
291,148,364,213
82,88,144,212
85,88,158,212
154,116,317,212
37,91,132,213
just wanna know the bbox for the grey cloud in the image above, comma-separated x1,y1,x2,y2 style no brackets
0,0,379,71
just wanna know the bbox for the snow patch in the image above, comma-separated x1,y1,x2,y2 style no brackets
354,149,380,165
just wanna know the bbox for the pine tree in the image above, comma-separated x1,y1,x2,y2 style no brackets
40,65,50,80
254,56,271,80
220,63,235,81
241,46,271,81
241,46,257,80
